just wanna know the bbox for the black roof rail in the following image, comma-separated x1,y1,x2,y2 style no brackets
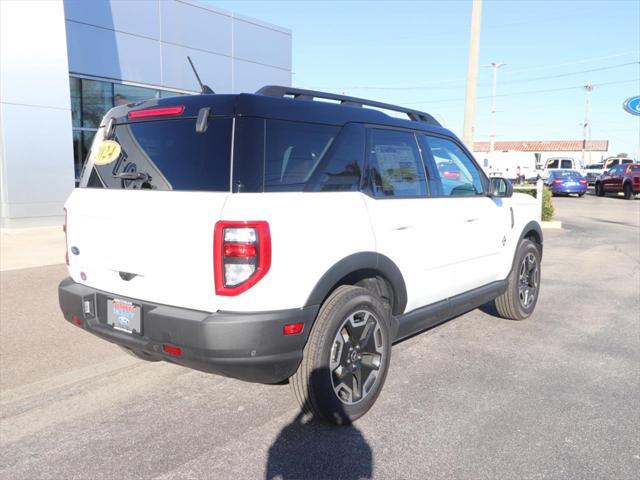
255,85,441,126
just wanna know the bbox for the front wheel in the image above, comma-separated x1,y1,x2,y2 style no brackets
494,239,541,320
624,183,634,200
290,285,392,425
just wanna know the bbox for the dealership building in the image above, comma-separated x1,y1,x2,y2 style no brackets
0,0,292,228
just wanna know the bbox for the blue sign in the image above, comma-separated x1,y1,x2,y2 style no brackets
623,96,640,116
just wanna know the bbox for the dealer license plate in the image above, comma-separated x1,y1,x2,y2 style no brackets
107,298,142,335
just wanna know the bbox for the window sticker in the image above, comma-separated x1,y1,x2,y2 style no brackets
94,140,121,165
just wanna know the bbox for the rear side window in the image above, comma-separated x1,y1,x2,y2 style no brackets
81,118,232,191
366,129,427,198
547,159,559,169
264,120,339,192
560,159,573,169
628,165,640,172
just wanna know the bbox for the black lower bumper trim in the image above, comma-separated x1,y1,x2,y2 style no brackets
58,278,319,384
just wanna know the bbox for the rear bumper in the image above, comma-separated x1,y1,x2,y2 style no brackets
551,185,588,194
58,278,318,384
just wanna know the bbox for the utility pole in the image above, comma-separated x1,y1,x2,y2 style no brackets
462,0,482,149
484,62,506,153
582,81,594,165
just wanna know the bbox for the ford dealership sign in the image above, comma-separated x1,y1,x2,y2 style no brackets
623,96,640,116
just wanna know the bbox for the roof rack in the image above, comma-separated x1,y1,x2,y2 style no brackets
255,85,441,126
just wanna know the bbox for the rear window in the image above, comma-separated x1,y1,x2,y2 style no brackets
560,159,573,169
81,118,232,191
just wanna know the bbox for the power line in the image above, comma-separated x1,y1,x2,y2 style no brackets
403,78,640,105
304,51,639,91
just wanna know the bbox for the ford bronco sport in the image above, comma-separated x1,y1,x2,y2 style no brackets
58,86,543,424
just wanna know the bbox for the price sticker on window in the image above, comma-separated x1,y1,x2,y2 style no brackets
94,140,121,165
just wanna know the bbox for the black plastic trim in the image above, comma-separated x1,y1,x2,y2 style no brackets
519,220,544,257
58,278,319,384
304,252,408,316
394,280,507,342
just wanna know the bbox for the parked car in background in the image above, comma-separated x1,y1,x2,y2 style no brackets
585,163,604,185
595,163,640,199
603,156,634,170
546,170,588,197
540,157,585,180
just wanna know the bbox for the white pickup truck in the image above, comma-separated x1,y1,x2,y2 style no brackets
58,86,543,424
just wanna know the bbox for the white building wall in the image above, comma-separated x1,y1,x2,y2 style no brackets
0,0,75,228
0,0,291,228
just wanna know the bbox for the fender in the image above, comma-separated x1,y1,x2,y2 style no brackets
304,252,408,316
518,220,543,257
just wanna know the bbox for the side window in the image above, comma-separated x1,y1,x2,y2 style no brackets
305,123,364,192
264,120,339,192
547,159,559,169
366,129,427,198
560,159,573,169
422,135,485,196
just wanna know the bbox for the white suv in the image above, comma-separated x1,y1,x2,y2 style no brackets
59,86,543,424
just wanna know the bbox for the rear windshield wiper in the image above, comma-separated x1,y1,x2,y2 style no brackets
112,172,151,182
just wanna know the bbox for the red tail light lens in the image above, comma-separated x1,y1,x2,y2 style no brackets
127,105,185,119
552,179,563,185
283,322,304,335
214,221,271,296
63,208,69,266
579,179,587,184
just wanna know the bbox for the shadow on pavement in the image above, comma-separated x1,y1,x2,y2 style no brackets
265,368,373,480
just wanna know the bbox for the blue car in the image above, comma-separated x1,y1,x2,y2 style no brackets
546,170,588,196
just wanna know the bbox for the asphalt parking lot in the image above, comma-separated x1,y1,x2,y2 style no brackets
1,190,638,480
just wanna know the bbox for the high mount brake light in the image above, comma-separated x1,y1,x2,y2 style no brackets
127,105,185,119
214,221,271,296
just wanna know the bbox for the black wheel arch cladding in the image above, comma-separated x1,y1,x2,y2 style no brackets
304,252,408,316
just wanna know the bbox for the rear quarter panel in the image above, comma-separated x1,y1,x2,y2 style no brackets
217,192,374,312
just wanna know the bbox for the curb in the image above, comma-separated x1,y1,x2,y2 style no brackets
541,220,562,229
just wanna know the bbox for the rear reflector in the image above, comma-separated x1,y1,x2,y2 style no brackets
71,315,82,326
127,105,185,119
162,344,182,357
283,322,304,335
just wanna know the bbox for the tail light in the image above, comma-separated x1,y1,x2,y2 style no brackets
579,178,587,184
63,208,69,266
214,221,271,296
552,179,563,185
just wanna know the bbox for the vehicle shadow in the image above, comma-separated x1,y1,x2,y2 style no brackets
265,368,373,480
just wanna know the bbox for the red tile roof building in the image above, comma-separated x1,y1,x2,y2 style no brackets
473,140,608,153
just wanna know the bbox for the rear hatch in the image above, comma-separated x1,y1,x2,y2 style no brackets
65,98,233,312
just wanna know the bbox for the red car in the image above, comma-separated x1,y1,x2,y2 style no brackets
595,163,640,199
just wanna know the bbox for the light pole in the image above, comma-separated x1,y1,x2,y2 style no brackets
462,0,483,149
582,81,594,165
484,61,506,153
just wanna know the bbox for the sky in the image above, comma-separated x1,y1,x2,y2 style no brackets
211,0,640,158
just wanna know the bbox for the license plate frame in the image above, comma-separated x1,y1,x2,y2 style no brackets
107,298,142,335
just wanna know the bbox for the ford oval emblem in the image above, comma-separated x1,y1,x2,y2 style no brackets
623,96,640,116
71,246,80,255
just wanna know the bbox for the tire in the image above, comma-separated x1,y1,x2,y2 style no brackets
595,182,605,197
578,192,585,197
290,285,392,425
119,345,160,362
494,239,541,321
623,183,634,200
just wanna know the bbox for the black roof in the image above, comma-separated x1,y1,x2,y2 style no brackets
105,86,452,138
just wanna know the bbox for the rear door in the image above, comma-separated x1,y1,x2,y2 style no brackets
362,127,457,312
66,114,233,312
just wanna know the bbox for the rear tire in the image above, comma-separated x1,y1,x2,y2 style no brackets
578,192,585,197
290,285,392,425
494,239,541,321
624,183,634,200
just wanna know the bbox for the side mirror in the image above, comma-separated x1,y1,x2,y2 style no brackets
489,177,513,198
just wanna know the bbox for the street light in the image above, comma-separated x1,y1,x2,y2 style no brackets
483,62,506,153
582,81,595,165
